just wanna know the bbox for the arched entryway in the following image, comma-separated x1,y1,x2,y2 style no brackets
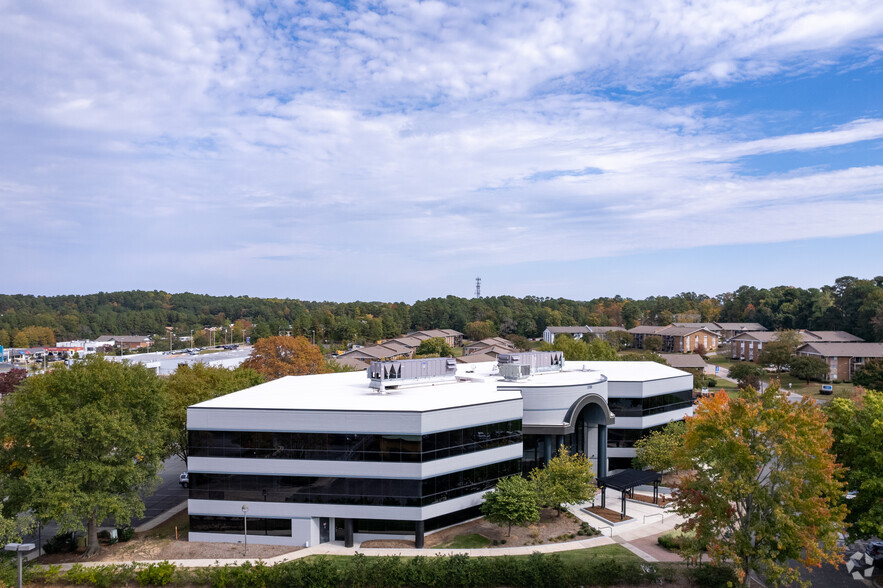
522,393,614,478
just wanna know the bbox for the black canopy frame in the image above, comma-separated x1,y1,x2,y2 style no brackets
595,469,663,520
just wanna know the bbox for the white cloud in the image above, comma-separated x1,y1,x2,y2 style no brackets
1,0,883,298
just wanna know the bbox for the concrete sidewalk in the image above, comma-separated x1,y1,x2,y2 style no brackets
51,489,688,570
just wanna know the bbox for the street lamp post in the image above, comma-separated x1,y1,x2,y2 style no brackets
5,543,35,588
242,505,248,556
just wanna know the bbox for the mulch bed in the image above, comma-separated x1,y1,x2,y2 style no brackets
630,493,674,506
583,506,633,523
360,508,584,549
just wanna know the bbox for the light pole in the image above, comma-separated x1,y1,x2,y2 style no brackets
5,543,35,588
242,505,248,556
190,329,194,349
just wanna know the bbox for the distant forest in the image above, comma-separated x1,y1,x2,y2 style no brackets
2,275,882,348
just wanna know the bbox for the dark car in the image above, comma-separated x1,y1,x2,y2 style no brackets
867,541,883,567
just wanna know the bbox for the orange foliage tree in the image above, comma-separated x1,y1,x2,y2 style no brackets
672,384,846,587
241,335,330,381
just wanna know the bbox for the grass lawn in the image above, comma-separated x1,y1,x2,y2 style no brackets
314,543,641,568
139,510,189,540
435,533,491,549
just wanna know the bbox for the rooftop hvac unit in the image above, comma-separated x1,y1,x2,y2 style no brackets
497,351,564,373
499,363,532,381
368,357,458,392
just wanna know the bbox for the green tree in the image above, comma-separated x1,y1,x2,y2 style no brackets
481,475,540,535
464,320,497,341
584,337,618,360
728,362,765,389
241,335,331,380
540,335,618,361
415,337,454,357
788,355,828,384
852,358,883,390
674,384,846,586
643,334,663,352
530,445,595,516
632,420,686,473
606,330,632,350
824,390,883,539
0,357,169,556
0,328,10,348
164,364,264,462
758,330,803,372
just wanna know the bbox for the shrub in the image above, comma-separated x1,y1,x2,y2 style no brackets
24,563,62,585
64,563,136,588
43,531,77,554
688,563,740,588
657,529,697,551
117,526,135,542
135,561,176,586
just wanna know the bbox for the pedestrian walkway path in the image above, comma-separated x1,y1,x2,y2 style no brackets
51,489,689,571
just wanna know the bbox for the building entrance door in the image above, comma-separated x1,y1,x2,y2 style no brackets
319,518,330,543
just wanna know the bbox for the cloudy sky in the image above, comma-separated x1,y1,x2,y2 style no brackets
2,1,882,302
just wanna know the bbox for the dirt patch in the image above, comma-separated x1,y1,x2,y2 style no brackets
34,511,300,564
360,509,585,550
583,506,633,523
36,538,299,564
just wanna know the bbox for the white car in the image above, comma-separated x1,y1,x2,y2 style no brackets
179,472,189,488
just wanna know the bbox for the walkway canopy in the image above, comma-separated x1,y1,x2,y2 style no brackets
596,469,663,520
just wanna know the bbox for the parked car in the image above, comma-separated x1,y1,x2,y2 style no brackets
179,472,189,488
867,541,883,568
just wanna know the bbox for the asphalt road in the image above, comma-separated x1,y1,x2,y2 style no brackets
21,456,187,556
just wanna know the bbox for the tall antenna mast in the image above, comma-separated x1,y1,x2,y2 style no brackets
475,277,481,298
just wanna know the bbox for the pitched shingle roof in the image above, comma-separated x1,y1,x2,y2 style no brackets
798,342,883,358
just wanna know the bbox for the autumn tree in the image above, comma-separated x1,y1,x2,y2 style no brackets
788,355,828,384
415,337,454,357
852,358,883,391
632,420,686,473
0,367,27,399
531,445,595,516
0,357,168,556
824,390,883,539
241,335,331,380
673,384,846,586
164,364,265,462
758,330,803,372
481,475,540,535
12,326,56,347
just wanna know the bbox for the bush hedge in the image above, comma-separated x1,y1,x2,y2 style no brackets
11,552,682,588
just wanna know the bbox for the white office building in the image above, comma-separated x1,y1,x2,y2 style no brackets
187,353,692,547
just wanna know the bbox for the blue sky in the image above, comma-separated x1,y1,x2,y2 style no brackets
1,1,882,302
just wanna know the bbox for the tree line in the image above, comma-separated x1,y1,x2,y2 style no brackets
1,275,882,349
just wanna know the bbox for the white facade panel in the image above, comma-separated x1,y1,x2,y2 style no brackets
607,375,692,398
188,407,423,434
610,407,693,431
189,444,521,479
420,400,523,433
